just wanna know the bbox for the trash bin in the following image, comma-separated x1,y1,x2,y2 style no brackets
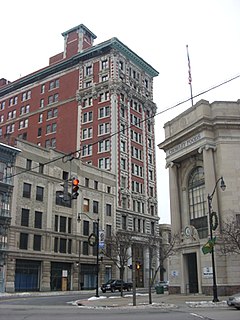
156,285,164,294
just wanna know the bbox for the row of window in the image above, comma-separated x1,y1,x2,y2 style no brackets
0,80,59,112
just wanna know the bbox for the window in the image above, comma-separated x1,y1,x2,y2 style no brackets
99,106,110,118
54,215,58,232
151,222,155,235
36,186,44,201
82,111,93,123
19,233,28,249
39,163,44,174
26,159,32,170
37,127,42,137
98,140,110,152
22,90,31,101
68,217,72,234
21,209,29,227
83,220,89,236
34,211,42,229
55,191,71,208
101,74,108,82
86,65,92,76
54,238,58,252
121,158,126,170
39,113,43,123
106,204,112,216
82,127,92,139
41,84,45,94
59,238,67,253
60,216,67,233
122,215,127,230
85,178,89,187
101,59,108,69
98,158,110,170
188,166,207,239
40,99,44,108
106,224,112,238
49,79,59,90
98,123,110,135
93,200,99,214
82,144,92,156
19,119,28,129
94,181,98,190
99,91,109,102
33,235,41,251
83,198,89,212
82,241,89,255
68,239,72,254
23,183,31,198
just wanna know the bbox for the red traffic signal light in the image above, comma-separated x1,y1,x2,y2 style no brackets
71,178,79,199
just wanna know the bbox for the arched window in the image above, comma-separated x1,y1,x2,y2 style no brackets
188,166,208,238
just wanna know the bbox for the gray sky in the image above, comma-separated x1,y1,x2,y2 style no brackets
1,0,240,223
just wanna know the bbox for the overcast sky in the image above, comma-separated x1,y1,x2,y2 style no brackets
1,0,240,223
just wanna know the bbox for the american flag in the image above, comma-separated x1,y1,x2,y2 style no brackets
186,45,192,85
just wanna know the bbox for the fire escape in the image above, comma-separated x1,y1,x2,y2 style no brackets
0,142,20,292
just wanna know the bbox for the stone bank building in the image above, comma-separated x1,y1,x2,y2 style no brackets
158,99,240,295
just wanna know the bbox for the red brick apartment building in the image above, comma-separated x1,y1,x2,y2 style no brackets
0,24,159,287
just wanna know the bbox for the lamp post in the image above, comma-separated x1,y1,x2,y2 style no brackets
78,213,100,298
207,176,226,302
95,217,99,298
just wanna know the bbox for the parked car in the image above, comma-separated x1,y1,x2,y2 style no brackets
101,279,133,293
227,292,240,310
154,280,169,291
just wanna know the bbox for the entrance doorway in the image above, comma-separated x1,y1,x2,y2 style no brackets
186,253,198,293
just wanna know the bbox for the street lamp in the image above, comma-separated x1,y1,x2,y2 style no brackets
207,176,226,302
77,213,100,297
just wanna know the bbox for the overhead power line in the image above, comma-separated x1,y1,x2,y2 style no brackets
7,73,240,179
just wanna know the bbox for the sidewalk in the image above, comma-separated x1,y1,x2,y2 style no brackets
75,291,228,309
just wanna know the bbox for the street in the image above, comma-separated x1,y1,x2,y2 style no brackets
0,292,239,320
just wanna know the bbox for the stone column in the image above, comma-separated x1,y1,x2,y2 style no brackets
168,162,181,234
41,260,51,291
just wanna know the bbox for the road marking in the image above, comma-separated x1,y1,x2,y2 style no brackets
190,313,205,319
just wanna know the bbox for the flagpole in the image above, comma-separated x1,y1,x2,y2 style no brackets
186,45,193,106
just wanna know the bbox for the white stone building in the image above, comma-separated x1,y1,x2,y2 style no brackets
158,99,240,296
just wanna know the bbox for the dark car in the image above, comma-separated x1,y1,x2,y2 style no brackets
227,292,240,310
101,279,132,293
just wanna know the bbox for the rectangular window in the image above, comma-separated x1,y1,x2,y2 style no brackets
122,216,127,230
54,215,58,232
33,235,41,251
82,241,89,255
68,239,72,254
59,238,67,253
36,186,44,201
54,237,58,252
106,204,112,216
34,211,42,229
19,233,28,249
21,209,29,227
93,200,99,214
60,216,67,233
39,163,44,174
83,198,89,212
106,224,112,238
83,220,89,236
68,218,72,234
23,183,31,198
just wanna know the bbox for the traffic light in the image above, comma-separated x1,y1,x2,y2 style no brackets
136,263,141,270
71,177,79,199
60,180,69,201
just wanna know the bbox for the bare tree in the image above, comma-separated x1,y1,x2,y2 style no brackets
219,217,240,254
152,232,180,285
102,231,134,296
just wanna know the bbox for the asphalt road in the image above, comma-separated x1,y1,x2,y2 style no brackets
0,293,239,320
